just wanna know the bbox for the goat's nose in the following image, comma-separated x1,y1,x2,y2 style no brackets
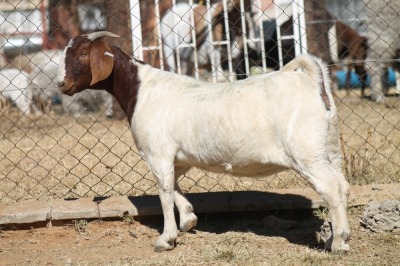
58,81,65,88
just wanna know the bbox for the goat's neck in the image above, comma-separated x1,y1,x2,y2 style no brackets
95,47,140,124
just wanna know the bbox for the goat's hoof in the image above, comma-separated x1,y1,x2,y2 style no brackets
320,222,350,253
180,213,198,232
154,245,174,252
154,236,176,252
326,237,350,253
154,241,175,252
330,240,350,253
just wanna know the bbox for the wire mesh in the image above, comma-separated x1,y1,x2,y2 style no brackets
0,0,399,203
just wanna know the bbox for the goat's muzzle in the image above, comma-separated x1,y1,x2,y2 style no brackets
58,82,75,96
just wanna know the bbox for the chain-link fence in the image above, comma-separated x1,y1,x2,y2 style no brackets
0,0,399,203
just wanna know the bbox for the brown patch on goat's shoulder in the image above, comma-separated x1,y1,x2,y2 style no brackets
108,47,142,125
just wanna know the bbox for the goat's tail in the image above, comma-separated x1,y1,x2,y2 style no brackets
284,54,342,171
282,54,333,112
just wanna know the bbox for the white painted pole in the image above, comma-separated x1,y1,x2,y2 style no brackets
222,0,234,81
274,1,284,69
189,0,199,79
295,0,307,53
154,0,164,70
240,0,250,76
205,0,218,82
129,0,144,60
256,0,267,73
292,0,302,56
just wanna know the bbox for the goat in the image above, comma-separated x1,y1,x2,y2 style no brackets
0,68,33,115
57,31,350,253
28,51,62,113
61,89,113,117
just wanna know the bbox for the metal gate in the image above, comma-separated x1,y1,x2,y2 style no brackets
129,0,307,82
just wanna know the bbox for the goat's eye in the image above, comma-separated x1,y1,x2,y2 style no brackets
79,51,88,58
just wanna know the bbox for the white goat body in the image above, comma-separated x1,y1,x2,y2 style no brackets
57,32,350,253
0,69,33,114
134,56,349,253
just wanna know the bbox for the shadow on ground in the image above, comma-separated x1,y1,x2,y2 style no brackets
128,191,325,250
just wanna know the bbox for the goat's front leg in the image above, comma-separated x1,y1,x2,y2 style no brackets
149,158,178,252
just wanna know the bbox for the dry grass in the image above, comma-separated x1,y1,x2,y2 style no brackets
0,91,399,202
336,90,400,185
72,219,89,234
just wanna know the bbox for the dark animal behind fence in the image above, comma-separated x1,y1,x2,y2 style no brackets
334,20,368,96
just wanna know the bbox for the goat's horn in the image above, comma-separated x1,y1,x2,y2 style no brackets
86,31,120,41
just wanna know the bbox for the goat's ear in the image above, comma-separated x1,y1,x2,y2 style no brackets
90,39,114,86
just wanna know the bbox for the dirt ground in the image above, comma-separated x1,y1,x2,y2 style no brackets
1,207,399,266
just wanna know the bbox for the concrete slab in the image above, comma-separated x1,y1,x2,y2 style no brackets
97,196,138,218
0,200,49,224
49,198,99,221
0,184,399,226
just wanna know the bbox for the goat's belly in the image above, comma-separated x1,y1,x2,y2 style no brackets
229,164,288,177
204,164,287,177
178,157,288,177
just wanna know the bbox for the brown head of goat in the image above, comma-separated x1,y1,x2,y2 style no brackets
57,31,119,95
57,31,142,123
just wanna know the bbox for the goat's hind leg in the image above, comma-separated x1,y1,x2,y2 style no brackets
300,161,350,252
326,114,351,216
174,166,198,232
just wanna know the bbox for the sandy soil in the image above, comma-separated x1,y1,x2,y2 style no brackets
1,207,399,265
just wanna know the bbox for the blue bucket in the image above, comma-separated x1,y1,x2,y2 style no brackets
334,68,397,88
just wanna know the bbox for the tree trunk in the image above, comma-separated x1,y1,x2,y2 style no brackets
104,0,133,120
47,0,81,49
304,0,333,64
105,0,133,55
